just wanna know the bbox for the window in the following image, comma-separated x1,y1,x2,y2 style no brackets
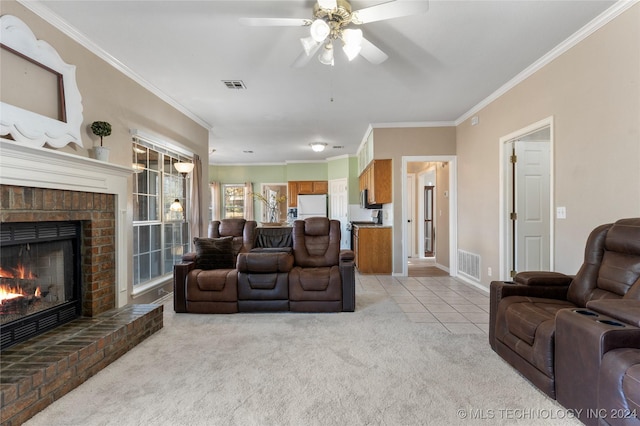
223,184,245,219
132,141,191,287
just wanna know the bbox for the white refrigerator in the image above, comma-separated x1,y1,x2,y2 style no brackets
297,194,328,220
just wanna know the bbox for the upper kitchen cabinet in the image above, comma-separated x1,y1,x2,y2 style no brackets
359,159,392,204
357,128,375,174
288,180,328,207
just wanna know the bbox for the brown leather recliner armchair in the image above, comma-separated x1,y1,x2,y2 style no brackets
289,217,355,312
174,219,257,313
489,218,640,403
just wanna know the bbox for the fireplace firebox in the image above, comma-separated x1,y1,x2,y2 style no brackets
0,221,82,349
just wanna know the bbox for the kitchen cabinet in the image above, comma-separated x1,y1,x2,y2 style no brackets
353,225,392,274
287,180,328,207
357,129,375,174
358,159,392,204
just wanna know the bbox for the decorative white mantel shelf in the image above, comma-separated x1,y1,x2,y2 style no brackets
0,138,133,308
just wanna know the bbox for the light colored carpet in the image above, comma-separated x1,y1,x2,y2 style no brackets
25,290,579,426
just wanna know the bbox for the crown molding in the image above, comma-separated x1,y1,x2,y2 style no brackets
371,121,457,128
18,0,212,130
455,0,638,126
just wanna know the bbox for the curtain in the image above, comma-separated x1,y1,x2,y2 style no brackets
210,181,221,221
243,181,254,220
189,154,203,239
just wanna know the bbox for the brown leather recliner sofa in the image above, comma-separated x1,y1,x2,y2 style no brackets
174,217,355,314
489,218,640,425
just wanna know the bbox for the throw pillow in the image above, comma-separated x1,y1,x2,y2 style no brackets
193,236,235,270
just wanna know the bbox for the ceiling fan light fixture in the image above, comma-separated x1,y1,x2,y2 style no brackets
310,142,327,152
310,18,330,42
318,42,334,66
300,35,320,56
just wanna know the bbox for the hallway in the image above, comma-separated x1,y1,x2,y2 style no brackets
407,257,449,277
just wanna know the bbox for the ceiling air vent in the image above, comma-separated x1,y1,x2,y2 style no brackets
222,80,246,90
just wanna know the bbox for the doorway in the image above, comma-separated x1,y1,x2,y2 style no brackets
500,118,554,279
259,183,287,223
402,156,457,277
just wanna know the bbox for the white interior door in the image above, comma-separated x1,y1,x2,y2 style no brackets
329,178,349,249
406,174,416,258
515,140,551,272
504,123,552,278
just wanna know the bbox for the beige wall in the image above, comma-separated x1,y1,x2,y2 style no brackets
456,4,640,287
1,1,210,304
373,126,457,273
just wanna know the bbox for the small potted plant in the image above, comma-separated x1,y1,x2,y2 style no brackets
91,121,112,161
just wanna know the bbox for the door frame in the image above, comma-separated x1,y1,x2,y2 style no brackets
499,116,555,280
259,182,287,222
401,155,457,277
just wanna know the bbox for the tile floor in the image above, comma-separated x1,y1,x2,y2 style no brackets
356,271,490,334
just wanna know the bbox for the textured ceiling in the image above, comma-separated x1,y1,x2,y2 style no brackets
36,0,616,164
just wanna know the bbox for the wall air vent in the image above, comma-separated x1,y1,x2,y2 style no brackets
222,80,247,90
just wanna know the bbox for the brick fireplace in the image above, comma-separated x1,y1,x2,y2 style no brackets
1,185,117,318
0,139,163,425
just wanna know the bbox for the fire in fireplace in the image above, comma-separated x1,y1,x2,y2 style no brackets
0,221,82,349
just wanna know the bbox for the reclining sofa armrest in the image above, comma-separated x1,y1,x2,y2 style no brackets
587,299,640,329
236,251,293,273
181,252,196,263
339,249,355,312
514,271,573,286
339,249,355,264
173,261,195,313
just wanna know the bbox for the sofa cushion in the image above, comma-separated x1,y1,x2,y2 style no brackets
193,236,235,270
496,296,575,378
194,268,236,292
295,267,332,292
504,299,569,346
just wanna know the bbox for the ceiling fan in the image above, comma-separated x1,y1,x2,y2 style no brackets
239,0,429,67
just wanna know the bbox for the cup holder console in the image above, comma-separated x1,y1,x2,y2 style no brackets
597,319,625,327
573,309,598,317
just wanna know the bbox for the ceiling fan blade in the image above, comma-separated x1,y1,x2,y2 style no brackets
292,42,323,68
352,1,429,25
239,17,311,27
359,38,388,64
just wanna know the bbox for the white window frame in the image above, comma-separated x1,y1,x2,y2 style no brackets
132,136,193,293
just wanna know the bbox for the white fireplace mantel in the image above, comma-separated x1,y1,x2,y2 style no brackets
0,138,132,308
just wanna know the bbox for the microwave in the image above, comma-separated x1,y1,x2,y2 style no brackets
360,189,382,209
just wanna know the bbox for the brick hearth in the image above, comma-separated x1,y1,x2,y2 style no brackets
0,304,163,425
